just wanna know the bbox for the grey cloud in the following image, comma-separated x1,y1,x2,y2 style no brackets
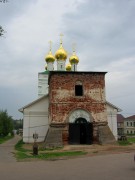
0,0,37,25
0,0,135,118
62,0,135,116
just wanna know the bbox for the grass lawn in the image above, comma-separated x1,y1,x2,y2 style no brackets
15,140,87,160
118,137,135,146
127,137,135,143
0,135,14,144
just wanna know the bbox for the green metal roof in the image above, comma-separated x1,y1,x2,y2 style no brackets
38,70,49,74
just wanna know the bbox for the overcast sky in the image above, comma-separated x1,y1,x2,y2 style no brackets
0,0,135,119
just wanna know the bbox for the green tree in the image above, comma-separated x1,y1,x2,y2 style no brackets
0,26,5,37
0,0,8,37
0,1,8,3
0,110,13,136
13,119,23,130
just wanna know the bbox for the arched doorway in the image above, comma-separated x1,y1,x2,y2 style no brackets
69,118,93,145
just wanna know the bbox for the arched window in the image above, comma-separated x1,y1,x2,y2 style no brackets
75,81,83,96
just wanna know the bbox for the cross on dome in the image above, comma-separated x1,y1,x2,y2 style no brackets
72,43,76,54
60,33,64,46
49,40,52,52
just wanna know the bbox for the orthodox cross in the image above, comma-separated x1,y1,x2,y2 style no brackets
72,43,76,54
49,40,52,52
60,33,64,45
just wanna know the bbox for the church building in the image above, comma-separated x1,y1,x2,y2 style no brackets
19,36,121,147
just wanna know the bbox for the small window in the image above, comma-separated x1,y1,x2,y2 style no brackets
127,130,129,134
130,122,132,126
127,122,128,126
75,85,83,96
134,122,135,127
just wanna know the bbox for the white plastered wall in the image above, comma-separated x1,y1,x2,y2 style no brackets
23,96,49,143
106,104,118,140
38,73,48,98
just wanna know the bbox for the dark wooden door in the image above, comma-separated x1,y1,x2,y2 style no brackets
69,123,80,144
69,120,93,145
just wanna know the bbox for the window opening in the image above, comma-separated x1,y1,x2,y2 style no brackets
75,85,83,96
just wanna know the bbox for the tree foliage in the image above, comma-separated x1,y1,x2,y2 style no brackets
0,0,8,3
0,26,5,37
0,110,13,136
0,0,8,36
13,119,23,130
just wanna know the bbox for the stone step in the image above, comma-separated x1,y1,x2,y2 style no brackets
44,127,63,148
98,125,116,144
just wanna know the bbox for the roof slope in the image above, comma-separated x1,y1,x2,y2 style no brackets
125,115,135,120
106,101,122,112
117,114,125,122
18,94,48,112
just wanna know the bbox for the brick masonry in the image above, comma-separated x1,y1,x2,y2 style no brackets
45,71,116,146
49,72,107,122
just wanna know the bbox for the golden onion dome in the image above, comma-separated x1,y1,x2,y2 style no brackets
45,51,55,63
55,34,67,60
66,63,71,71
69,53,79,64
55,44,67,61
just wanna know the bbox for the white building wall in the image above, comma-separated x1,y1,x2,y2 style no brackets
124,119,135,134
23,96,49,143
71,63,77,71
38,73,48,98
57,60,66,71
107,104,118,140
47,62,54,71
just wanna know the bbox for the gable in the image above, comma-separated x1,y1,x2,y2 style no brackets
19,95,48,113
106,101,121,112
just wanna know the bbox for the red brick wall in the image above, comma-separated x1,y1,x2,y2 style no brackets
49,72,107,123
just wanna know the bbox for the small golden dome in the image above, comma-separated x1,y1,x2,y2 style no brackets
66,63,71,71
45,51,55,63
55,44,67,60
69,53,79,64
45,41,55,63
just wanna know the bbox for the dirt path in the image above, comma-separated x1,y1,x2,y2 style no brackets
0,135,21,162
